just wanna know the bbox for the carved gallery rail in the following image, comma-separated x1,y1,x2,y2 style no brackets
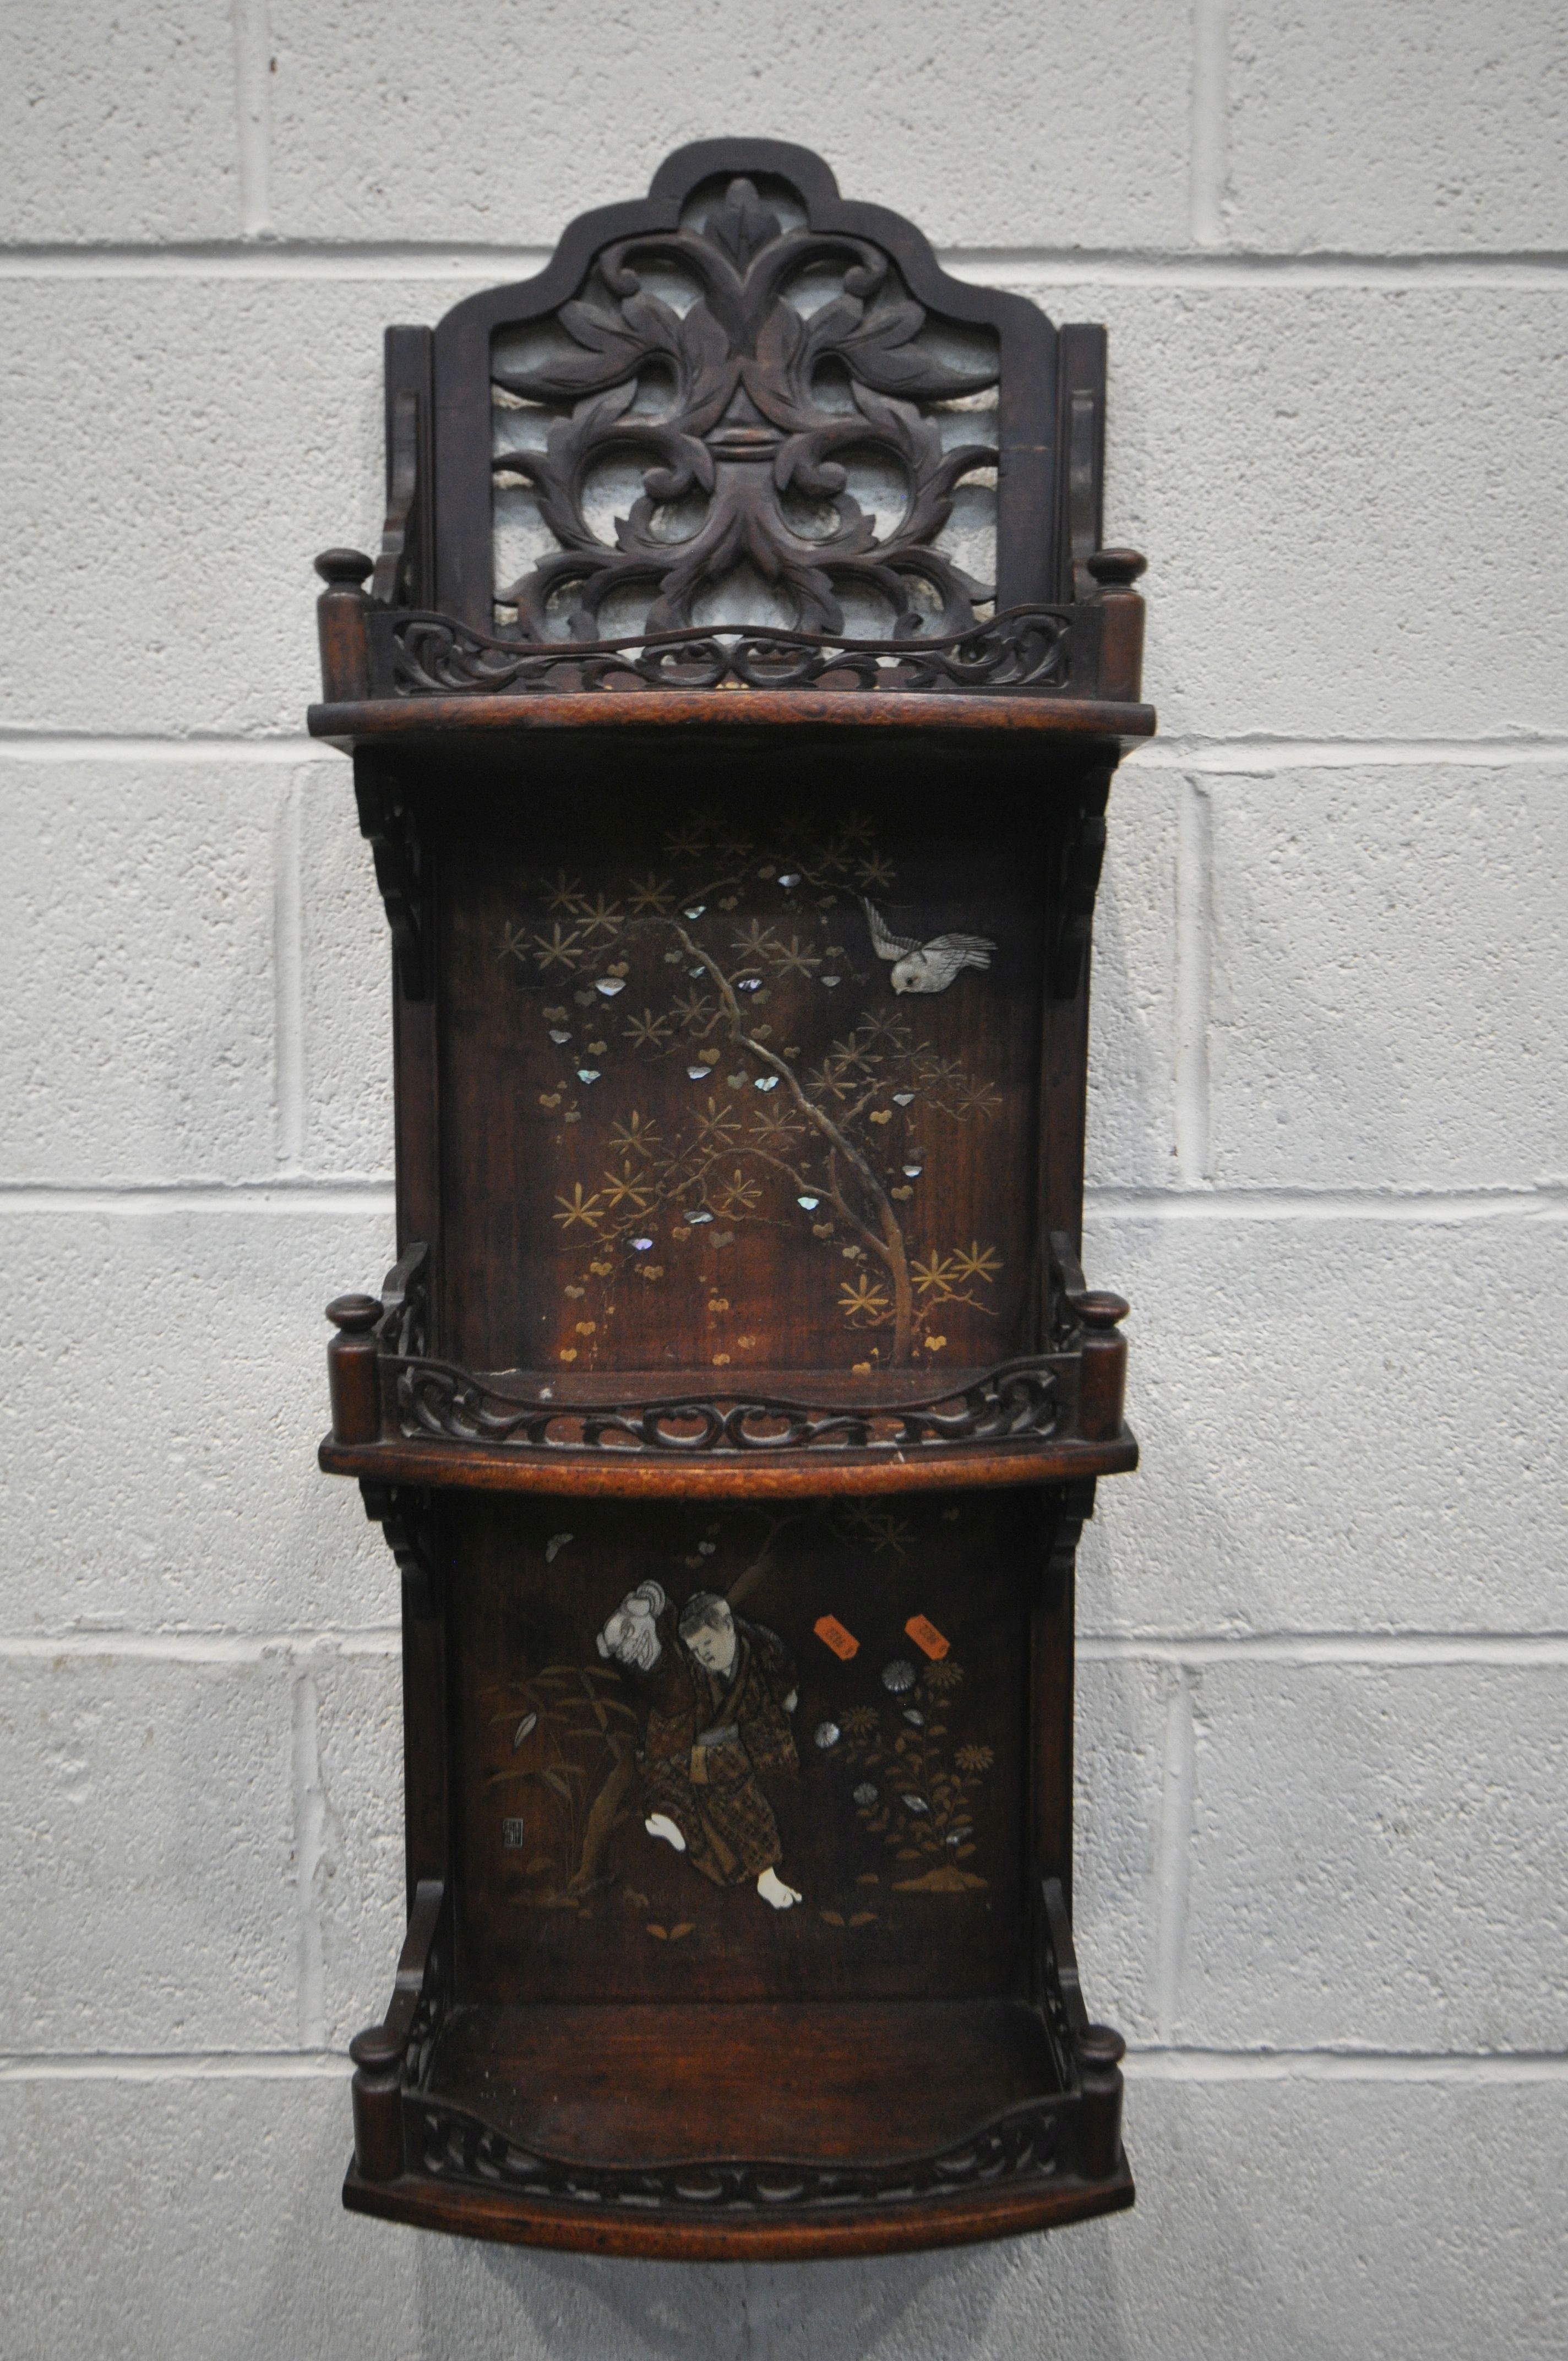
381,605,1075,697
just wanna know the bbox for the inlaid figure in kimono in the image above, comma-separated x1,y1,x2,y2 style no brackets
597,1582,803,1909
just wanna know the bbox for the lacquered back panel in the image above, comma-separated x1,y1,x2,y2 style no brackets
433,737,1049,1378
450,1489,1035,2005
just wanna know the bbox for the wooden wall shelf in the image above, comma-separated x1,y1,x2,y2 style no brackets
312,138,1148,2261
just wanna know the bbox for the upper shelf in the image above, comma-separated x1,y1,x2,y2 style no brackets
309,553,1153,754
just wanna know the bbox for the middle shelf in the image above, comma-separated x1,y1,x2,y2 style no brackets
320,1242,1134,1499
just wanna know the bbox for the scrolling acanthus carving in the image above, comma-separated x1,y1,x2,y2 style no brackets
493,175,1000,640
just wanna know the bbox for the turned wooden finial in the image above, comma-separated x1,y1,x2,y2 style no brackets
1076,1290,1130,1441
350,2025,406,2072
325,1296,383,1444
1077,2023,1128,2182
349,2023,406,2182
1075,1290,1130,1331
326,1293,382,1333
314,553,374,701
314,547,374,585
1085,551,1146,701
1079,2023,1126,2070
1085,547,1147,590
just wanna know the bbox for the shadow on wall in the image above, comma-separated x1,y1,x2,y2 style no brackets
406,2225,1137,2361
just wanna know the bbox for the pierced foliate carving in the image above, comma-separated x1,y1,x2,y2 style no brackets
384,606,1070,696
492,174,1000,640
394,1356,1060,1456
413,2092,1060,2212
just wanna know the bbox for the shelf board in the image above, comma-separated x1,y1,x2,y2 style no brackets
343,1997,1133,2261
309,687,1156,749
320,1424,1137,1499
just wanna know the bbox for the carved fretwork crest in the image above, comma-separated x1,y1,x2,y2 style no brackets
492,175,1000,641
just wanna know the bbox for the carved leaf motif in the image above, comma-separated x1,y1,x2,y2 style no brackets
491,176,1000,639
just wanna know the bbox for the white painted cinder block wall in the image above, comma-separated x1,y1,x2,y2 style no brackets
3,6,1565,2355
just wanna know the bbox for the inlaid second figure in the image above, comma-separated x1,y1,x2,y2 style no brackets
596,1581,803,1910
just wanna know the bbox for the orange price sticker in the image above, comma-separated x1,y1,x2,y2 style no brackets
813,1614,860,1661
905,1613,950,1661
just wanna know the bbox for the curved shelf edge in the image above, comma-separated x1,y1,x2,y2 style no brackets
319,1428,1139,1498
308,689,1157,746
342,2154,1134,2261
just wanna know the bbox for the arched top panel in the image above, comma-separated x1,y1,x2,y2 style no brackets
429,142,1065,639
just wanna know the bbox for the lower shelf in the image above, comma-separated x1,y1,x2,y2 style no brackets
344,1901,1133,2259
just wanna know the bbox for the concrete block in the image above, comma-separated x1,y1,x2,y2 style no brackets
3,1206,396,1636
297,770,394,1178
0,1,241,243
264,0,1194,251
1074,1654,1168,2044
1022,280,1568,741
0,760,284,1184
0,278,414,736
1077,1210,1568,1636
1206,764,1568,1190
1087,764,1180,1190
0,1653,297,2052
1016,2075,1568,2361
0,2074,417,2361
1171,1660,1568,2053
311,1651,405,2052
1227,2,1568,253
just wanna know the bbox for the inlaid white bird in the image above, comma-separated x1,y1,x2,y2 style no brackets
861,898,997,995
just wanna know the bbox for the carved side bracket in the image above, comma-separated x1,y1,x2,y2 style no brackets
1056,325,1107,604
1047,764,1112,1000
353,754,429,1000
1042,1477,1098,1613
371,387,422,607
360,1480,441,1619
372,326,434,609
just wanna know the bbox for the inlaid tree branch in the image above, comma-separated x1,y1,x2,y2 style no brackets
502,804,1003,1368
